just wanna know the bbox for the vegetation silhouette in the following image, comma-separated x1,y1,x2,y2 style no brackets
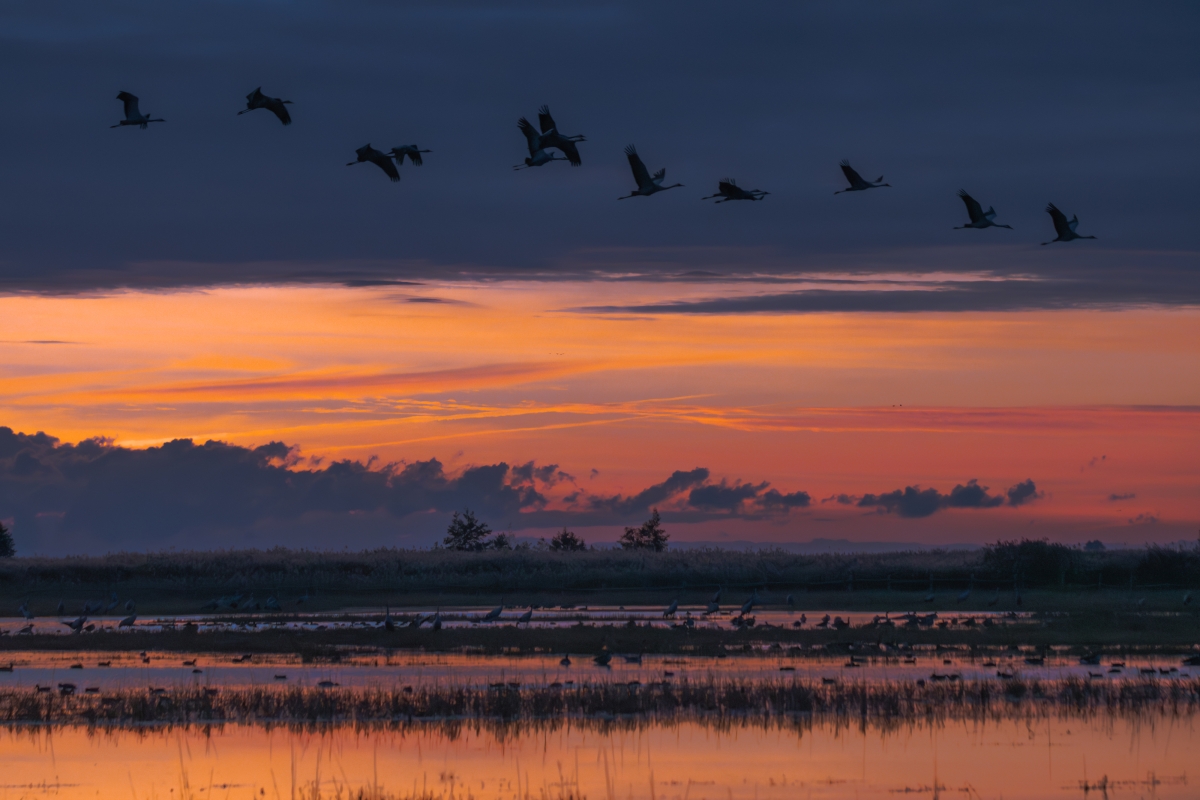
443,508,510,551
618,510,669,551
548,528,588,552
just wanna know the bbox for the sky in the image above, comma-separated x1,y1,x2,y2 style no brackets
0,2,1197,554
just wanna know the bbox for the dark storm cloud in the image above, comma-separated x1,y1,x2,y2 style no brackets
0,426,1043,553
587,468,710,515
0,427,545,551
858,479,1039,518
687,480,768,512
0,2,1196,307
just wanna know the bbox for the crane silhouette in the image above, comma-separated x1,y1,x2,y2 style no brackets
537,105,585,166
702,179,768,203
389,145,431,166
619,145,682,199
954,190,1012,229
347,144,400,182
1041,203,1097,244
834,160,889,193
237,87,292,125
112,92,164,129
514,117,567,169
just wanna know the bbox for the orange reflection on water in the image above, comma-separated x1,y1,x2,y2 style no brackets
0,716,1193,800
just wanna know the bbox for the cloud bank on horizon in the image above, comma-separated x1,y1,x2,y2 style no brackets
0,427,1043,554
0,2,1196,310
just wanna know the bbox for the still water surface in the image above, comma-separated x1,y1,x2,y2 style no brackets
0,716,1192,800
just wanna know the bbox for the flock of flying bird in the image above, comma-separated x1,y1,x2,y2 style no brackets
112,89,1099,245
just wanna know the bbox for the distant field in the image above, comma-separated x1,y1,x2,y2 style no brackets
2,544,1197,618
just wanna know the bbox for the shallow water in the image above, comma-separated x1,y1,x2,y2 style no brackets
0,649,1193,693
0,715,1193,800
0,606,1041,636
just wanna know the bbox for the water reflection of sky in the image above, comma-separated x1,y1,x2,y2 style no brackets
0,716,1193,800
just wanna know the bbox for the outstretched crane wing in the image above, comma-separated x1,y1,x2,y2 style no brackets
1045,203,1071,237
958,190,985,223
117,91,141,120
625,145,652,188
652,167,666,184
517,118,541,153
537,105,557,134
717,179,738,196
245,87,265,105
371,152,400,182
544,136,580,165
839,160,865,187
266,98,292,125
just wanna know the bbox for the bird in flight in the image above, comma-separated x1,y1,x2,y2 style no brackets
347,144,400,182
238,87,293,125
389,145,432,166
834,160,889,193
702,178,769,203
1041,203,1097,245
514,117,568,169
536,105,585,166
954,190,1012,230
111,92,164,129
619,145,683,199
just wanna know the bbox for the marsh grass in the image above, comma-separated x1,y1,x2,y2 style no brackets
2,675,1196,731
3,546,1196,618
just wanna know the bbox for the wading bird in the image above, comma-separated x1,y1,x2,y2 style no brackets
536,105,584,166
384,607,395,632
514,117,567,169
619,145,683,199
954,190,1012,230
482,604,503,622
664,600,678,617
517,607,533,625
347,145,400,182
834,160,889,193
1041,203,1097,245
118,614,136,628
238,87,293,125
702,178,768,203
389,145,431,166
957,587,971,603
741,592,757,616
112,92,164,129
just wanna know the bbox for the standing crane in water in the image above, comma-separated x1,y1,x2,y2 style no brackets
111,92,164,129
619,145,683,199
346,144,400,182
702,178,769,203
954,190,1012,230
1041,203,1097,245
834,160,889,193
237,87,293,125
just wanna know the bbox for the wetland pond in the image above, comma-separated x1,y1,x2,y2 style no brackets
0,714,1193,800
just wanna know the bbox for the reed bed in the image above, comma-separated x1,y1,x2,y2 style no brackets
2,675,1196,730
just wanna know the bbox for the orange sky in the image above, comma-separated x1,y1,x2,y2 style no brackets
2,281,1198,545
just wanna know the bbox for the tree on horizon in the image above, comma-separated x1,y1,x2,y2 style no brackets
443,508,510,551
0,522,14,558
619,509,669,552
549,527,588,551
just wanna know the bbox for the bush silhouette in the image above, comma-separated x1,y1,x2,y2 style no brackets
619,509,669,552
